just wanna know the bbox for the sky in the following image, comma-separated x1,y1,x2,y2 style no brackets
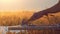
0,0,59,12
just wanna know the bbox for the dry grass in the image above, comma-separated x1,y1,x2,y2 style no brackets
0,11,34,26
31,12,60,25
0,11,60,34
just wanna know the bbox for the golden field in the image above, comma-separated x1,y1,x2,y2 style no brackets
0,11,60,34
32,12,60,25
0,11,60,26
0,11,34,26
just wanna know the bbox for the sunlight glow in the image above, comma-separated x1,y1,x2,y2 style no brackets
0,0,59,12
0,0,16,3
